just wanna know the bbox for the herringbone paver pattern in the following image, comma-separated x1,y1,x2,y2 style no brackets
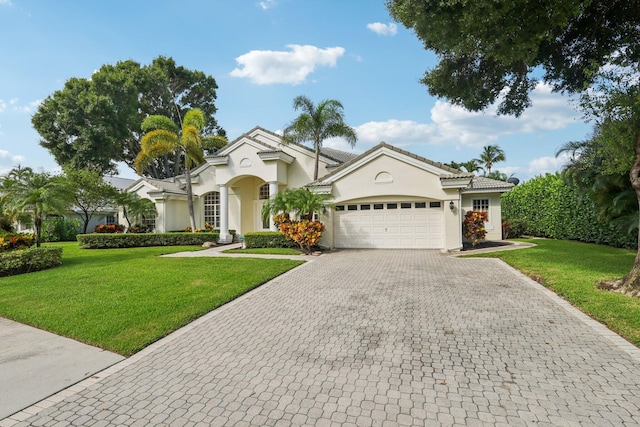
7,250,640,426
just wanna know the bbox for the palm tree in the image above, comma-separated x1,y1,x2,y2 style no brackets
1,168,72,247
116,192,157,231
262,188,332,223
135,108,226,231
460,160,483,174
475,145,506,175
283,96,357,181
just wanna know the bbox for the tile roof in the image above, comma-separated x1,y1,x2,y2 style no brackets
103,176,136,191
319,147,358,164
465,176,514,191
142,178,186,194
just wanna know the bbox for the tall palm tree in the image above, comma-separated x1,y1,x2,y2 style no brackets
1,168,72,247
460,160,483,174
475,145,506,175
135,108,225,231
283,96,357,181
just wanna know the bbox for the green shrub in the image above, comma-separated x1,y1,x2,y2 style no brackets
502,173,637,249
77,232,222,249
244,231,298,249
502,218,527,239
0,247,63,276
43,217,81,242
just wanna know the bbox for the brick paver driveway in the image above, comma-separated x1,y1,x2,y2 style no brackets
7,250,640,426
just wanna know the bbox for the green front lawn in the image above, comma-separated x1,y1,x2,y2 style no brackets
0,242,303,356
470,239,640,347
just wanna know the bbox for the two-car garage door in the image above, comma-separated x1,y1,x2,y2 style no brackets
334,200,443,249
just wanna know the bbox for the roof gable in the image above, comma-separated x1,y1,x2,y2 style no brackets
315,142,472,184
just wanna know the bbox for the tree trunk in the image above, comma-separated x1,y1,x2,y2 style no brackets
313,143,320,181
35,217,42,248
618,134,640,295
185,166,196,232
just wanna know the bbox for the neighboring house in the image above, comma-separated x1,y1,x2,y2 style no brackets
126,127,513,250
76,176,136,232
14,176,136,235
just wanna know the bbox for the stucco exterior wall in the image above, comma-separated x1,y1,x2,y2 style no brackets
461,192,504,241
329,155,454,202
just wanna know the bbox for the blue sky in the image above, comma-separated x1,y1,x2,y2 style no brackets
0,0,591,181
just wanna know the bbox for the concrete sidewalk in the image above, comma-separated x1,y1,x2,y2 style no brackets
0,318,123,420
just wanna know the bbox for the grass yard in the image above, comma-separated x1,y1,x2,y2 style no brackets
224,247,303,255
0,242,303,356
470,238,640,347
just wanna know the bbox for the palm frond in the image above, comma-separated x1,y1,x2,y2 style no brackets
141,115,178,133
183,109,206,131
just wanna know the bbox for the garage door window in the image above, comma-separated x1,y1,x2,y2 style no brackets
429,201,441,208
360,204,371,210
348,204,358,211
401,202,411,209
415,202,426,208
374,204,384,210
387,203,397,209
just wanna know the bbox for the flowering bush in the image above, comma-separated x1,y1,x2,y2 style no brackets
94,224,125,234
463,211,488,247
279,220,325,253
0,233,37,252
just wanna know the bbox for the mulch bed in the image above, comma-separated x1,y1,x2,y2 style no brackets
461,240,513,251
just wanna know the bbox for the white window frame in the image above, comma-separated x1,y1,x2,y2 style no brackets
142,213,156,231
472,198,490,220
204,192,221,228
258,183,270,200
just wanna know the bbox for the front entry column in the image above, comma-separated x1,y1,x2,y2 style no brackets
268,181,279,232
219,184,231,243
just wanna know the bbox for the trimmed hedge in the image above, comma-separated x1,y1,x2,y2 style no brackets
244,231,298,249
77,232,222,249
0,247,63,277
502,173,637,249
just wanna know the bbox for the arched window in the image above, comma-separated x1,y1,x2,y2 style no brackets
204,192,220,228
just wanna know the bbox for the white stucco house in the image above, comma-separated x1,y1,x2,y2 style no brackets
125,126,513,251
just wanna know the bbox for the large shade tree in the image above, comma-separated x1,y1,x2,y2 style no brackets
387,0,640,292
135,109,226,231
283,96,357,181
0,168,72,247
32,56,226,179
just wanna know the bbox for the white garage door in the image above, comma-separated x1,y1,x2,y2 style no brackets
334,201,443,249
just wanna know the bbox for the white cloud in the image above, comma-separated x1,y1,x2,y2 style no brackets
366,22,397,36
527,153,571,177
230,44,345,85
11,99,42,113
0,99,6,113
346,82,579,151
0,149,25,164
259,0,277,9
0,0,12,6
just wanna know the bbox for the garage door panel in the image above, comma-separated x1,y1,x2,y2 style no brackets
335,201,443,249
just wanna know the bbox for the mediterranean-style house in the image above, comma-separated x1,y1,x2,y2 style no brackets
125,126,513,251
